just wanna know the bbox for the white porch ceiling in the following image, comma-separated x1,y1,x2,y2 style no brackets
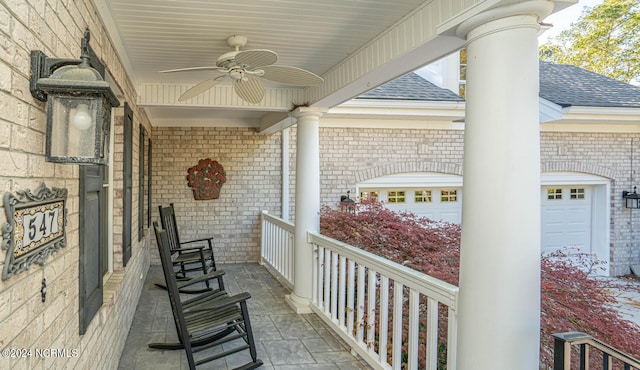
92,0,574,130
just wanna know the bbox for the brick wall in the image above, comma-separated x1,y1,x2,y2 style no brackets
152,127,282,264
319,127,465,207
0,1,151,368
286,127,640,276
151,125,639,278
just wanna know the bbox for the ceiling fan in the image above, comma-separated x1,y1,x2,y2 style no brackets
160,35,324,104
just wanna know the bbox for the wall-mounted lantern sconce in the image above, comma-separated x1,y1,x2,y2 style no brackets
30,28,120,165
623,187,640,209
340,190,357,213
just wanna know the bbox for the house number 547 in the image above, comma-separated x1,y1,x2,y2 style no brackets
23,208,60,246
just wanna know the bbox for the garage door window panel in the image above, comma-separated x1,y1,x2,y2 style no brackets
570,188,585,200
360,190,378,201
388,191,406,203
547,188,562,200
415,190,432,203
441,189,458,202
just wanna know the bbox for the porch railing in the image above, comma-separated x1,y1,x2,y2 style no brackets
259,211,294,289
553,332,640,370
259,211,459,370
309,232,459,370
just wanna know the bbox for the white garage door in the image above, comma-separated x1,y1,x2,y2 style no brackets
361,187,462,224
357,172,609,274
541,185,592,255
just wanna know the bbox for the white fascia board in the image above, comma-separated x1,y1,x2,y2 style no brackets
151,118,260,128
539,97,563,123
320,119,465,130
542,105,640,132
328,99,466,121
561,106,640,123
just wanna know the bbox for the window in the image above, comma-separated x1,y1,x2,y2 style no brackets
458,49,467,98
388,191,406,203
441,189,458,202
415,190,432,203
570,188,585,200
547,188,562,200
360,190,378,201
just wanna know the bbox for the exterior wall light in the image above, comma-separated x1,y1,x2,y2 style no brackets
340,190,357,213
29,28,120,165
623,186,640,209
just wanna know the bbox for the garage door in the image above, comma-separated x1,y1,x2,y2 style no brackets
363,184,594,254
361,187,462,224
541,185,591,255
358,172,609,274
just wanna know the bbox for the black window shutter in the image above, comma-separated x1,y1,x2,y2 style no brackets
79,165,104,334
138,125,146,241
123,103,133,266
147,139,152,228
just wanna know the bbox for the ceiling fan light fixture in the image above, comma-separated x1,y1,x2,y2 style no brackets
161,35,324,104
229,68,245,80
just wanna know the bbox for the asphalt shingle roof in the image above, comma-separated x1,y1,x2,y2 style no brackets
359,63,640,109
539,62,640,108
358,72,464,102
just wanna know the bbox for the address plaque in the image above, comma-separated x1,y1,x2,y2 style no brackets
2,183,67,280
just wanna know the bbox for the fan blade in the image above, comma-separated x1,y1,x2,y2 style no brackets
233,77,265,104
159,66,225,73
235,49,277,68
260,65,323,86
178,77,224,101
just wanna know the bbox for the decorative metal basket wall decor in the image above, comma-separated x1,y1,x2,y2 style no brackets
2,183,67,280
186,158,226,200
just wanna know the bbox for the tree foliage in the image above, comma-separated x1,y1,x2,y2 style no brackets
539,0,640,83
320,200,640,367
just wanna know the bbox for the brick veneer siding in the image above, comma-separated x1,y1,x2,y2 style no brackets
151,125,638,278
286,127,640,276
285,127,464,217
0,2,151,368
151,127,282,264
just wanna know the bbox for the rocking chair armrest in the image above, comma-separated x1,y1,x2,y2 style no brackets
185,292,251,313
174,245,207,253
180,237,214,246
176,270,225,289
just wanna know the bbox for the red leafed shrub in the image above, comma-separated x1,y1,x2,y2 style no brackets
320,200,640,368
539,250,640,366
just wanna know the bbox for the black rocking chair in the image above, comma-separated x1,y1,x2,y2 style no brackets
151,224,263,370
157,203,221,293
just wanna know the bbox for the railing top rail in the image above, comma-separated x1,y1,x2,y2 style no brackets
553,332,640,368
261,210,295,233
308,231,459,309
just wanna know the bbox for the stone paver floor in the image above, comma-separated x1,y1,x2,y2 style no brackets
118,263,371,370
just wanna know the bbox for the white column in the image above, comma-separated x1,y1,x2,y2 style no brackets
281,127,290,221
455,2,552,369
286,107,324,314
